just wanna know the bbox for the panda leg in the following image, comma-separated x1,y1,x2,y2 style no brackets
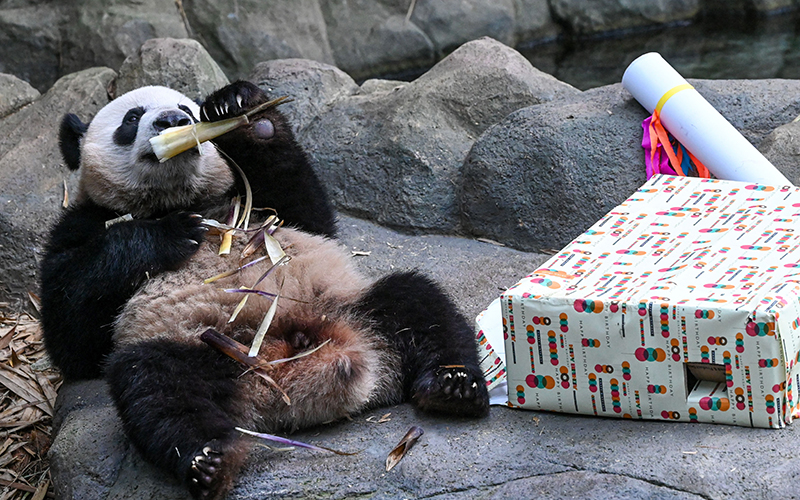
106,338,249,500
354,270,489,417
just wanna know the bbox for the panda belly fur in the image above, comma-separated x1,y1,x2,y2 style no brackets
113,228,403,432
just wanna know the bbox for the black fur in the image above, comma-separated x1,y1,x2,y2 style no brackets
202,81,337,238
58,113,87,171
113,107,145,146
40,204,207,379
105,339,247,498
355,270,489,417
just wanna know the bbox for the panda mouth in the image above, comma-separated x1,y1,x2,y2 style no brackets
142,146,200,164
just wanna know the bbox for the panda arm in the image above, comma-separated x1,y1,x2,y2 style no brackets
40,202,205,379
201,81,337,238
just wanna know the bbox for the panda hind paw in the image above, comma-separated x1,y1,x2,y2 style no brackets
412,366,490,418
186,440,243,500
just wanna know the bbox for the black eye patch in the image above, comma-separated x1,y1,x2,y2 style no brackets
113,106,145,146
178,104,198,123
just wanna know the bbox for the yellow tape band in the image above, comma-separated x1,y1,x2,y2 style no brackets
654,83,694,114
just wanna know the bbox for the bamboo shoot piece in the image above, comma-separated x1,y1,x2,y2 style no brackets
149,96,291,162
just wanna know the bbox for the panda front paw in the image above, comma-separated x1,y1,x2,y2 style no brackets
200,81,267,122
412,365,490,418
157,212,207,268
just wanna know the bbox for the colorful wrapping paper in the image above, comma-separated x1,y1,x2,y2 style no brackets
502,175,800,428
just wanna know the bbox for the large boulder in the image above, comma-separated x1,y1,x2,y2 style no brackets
0,73,40,119
270,37,578,234
758,120,800,177
0,67,116,310
0,5,65,92
115,37,229,100
319,0,437,81
58,0,189,79
460,79,800,252
407,0,516,56
183,0,334,79
249,58,360,136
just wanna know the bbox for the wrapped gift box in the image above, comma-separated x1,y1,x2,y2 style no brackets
502,175,800,428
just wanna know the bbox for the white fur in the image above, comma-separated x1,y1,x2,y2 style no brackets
79,86,234,217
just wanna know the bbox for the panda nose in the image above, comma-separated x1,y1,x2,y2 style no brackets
153,112,192,132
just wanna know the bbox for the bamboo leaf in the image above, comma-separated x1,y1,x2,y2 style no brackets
249,283,282,357
235,427,357,455
385,426,424,472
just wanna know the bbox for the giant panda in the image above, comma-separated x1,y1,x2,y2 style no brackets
40,81,489,499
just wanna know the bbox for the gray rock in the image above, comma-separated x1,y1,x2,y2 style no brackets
58,0,188,80
0,0,186,92
511,0,561,44
300,37,579,234
758,121,800,183
0,73,40,119
460,79,800,252
0,5,64,92
0,67,115,310
705,0,794,12
116,38,229,101
549,0,700,35
183,0,334,80
50,380,190,500
408,0,516,54
248,58,359,136
321,0,436,81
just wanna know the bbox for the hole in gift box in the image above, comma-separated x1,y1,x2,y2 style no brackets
685,362,729,407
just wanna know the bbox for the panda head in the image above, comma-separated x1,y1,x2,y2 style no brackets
60,86,234,217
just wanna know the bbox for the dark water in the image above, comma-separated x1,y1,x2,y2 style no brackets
517,11,800,90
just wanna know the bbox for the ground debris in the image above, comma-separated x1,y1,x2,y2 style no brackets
0,308,61,499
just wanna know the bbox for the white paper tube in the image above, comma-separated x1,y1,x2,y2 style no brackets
622,52,790,185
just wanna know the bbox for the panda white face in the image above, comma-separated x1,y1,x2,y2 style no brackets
78,86,234,217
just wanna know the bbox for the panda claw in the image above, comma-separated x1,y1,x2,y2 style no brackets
412,366,490,417
236,95,243,108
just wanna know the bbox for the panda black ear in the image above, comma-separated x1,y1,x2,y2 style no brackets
59,113,88,171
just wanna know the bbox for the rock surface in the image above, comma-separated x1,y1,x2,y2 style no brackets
0,67,116,311
115,38,229,100
279,37,579,234
185,0,334,80
0,73,40,119
549,0,701,35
